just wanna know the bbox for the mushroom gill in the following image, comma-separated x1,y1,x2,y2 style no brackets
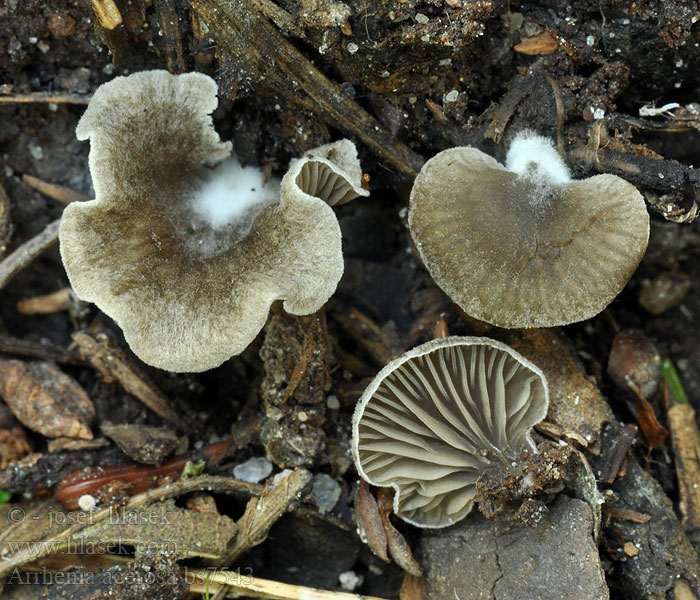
289,139,369,207
352,336,549,528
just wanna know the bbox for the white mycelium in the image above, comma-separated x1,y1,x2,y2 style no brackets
192,158,279,229
505,130,571,187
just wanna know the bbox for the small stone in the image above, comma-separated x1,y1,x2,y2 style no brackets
326,395,340,410
78,494,96,511
311,473,341,513
444,90,459,103
346,42,359,54
233,456,273,483
339,570,363,591
415,13,429,24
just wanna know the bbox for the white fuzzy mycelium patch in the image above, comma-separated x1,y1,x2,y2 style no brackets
505,131,571,209
184,157,280,258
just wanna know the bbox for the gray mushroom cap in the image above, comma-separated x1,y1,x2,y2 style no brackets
408,143,650,328
352,336,549,528
59,70,363,372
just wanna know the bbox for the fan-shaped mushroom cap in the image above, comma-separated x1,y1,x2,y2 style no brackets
352,336,549,528
408,135,650,328
60,70,362,372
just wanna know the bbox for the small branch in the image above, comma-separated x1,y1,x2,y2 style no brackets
0,92,91,105
188,571,389,600
0,334,84,365
17,287,73,315
22,174,91,204
189,0,424,178
72,331,188,430
0,218,60,291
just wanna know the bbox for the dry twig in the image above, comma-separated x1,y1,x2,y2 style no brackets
72,331,187,430
22,174,91,204
0,218,60,291
0,92,90,104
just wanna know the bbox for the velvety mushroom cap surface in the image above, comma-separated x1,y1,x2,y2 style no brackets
352,336,549,528
60,70,351,372
408,143,650,328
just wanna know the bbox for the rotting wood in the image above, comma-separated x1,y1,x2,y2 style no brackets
188,0,424,178
72,331,187,431
154,0,187,73
0,219,60,291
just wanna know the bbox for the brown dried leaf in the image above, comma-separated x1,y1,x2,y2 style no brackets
0,360,94,439
377,488,422,577
354,479,389,563
512,329,614,450
400,573,427,600
629,386,668,449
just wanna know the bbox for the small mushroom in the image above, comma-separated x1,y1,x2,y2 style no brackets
59,70,367,372
352,336,549,528
408,131,650,328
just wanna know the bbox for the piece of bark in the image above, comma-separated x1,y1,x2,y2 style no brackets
0,360,94,440
224,468,313,563
376,489,422,577
607,460,700,598
418,496,608,600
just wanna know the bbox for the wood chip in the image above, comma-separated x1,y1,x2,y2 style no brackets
623,541,640,557
17,287,73,315
22,174,91,204
90,0,123,29
514,32,559,55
